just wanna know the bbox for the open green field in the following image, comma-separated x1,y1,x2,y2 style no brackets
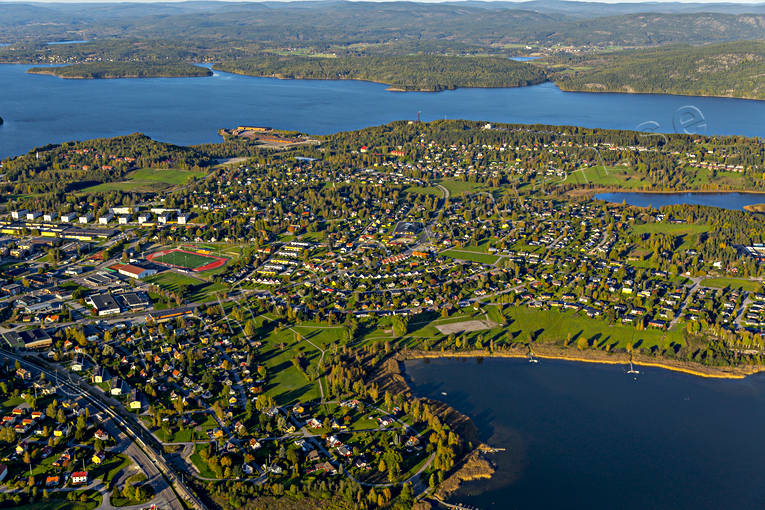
243,313,349,405
437,178,492,196
154,250,217,269
501,306,684,351
146,271,201,290
145,271,226,303
399,305,684,354
701,277,762,292
632,222,711,236
441,249,499,264
566,166,645,188
405,185,441,196
81,167,205,193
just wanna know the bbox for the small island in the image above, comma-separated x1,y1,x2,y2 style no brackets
26,62,213,79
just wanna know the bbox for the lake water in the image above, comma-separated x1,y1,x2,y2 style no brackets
2,63,765,159
405,357,765,510
595,191,765,211
46,40,90,45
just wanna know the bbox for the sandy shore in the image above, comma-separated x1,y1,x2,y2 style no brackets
401,345,764,380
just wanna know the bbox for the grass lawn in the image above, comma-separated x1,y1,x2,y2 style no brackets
632,223,711,236
566,166,645,189
190,444,219,479
92,454,131,484
155,426,194,443
146,271,201,291
80,167,205,193
501,306,684,352
145,271,225,303
399,304,685,354
405,185,441,196
701,277,762,292
441,249,498,264
154,250,218,270
1,395,25,408
244,315,352,405
437,178,491,196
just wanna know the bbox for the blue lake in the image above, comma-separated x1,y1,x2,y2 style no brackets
46,40,90,45
406,357,765,510
595,191,765,211
2,63,765,159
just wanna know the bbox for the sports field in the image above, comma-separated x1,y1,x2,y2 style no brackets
147,248,227,272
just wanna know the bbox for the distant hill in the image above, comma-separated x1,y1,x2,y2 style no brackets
2,1,765,48
552,41,765,100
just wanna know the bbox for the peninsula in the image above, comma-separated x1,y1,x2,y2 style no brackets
215,55,547,91
3,119,765,510
26,62,213,79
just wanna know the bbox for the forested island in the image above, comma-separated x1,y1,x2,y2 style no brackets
26,62,212,79
551,41,765,100
215,55,547,91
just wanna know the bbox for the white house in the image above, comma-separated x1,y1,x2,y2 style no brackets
118,216,130,225
79,213,93,224
111,207,134,215
11,210,27,220
43,212,58,222
26,211,41,221
60,213,77,223
98,213,114,225
137,213,151,224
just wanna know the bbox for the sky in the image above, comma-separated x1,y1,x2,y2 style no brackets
2,0,764,3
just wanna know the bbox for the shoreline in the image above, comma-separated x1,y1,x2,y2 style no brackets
570,187,765,197
400,346,764,380
26,69,212,80
210,66,548,92
400,346,764,505
555,83,765,103
6,62,765,102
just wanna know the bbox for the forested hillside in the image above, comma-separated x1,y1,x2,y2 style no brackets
1,2,764,49
553,41,765,100
215,55,547,91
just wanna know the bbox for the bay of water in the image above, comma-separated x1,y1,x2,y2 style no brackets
2,63,765,159
595,191,765,211
405,357,765,510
